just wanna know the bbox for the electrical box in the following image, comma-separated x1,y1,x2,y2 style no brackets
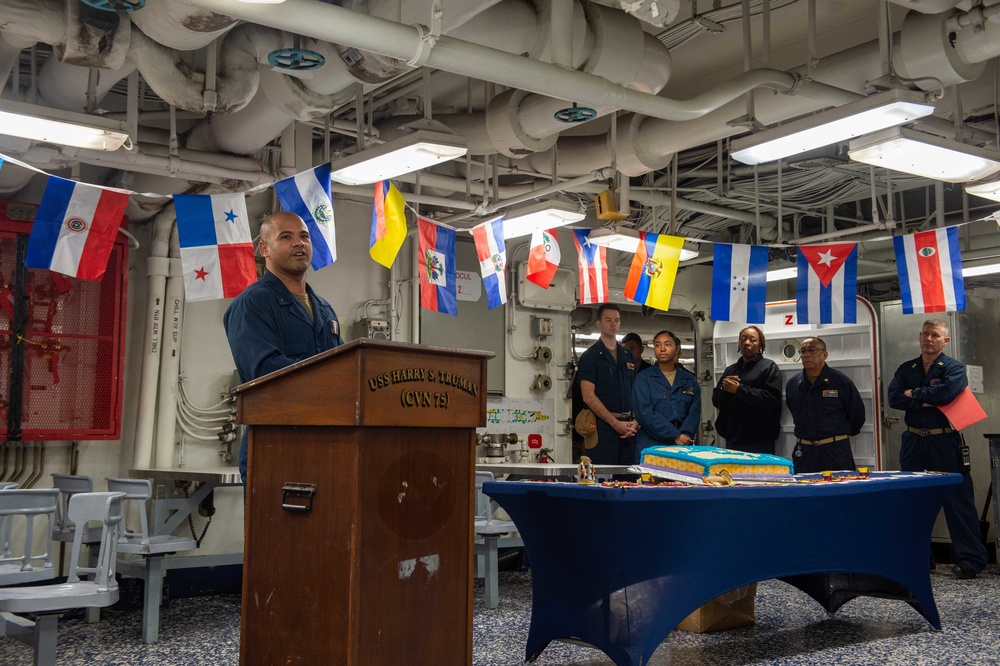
595,189,627,221
354,318,390,341
531,316,553,338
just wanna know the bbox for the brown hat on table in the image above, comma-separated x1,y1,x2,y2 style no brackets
574,409,598,450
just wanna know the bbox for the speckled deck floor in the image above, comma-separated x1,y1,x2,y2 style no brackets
0,565,997,665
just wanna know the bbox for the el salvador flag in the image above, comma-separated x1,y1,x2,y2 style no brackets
711,243,768,323
274,163,337,270
25,176,130,281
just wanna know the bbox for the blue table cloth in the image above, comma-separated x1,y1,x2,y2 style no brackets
484,472,962,666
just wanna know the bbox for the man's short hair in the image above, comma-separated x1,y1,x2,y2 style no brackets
596,303,621,319
803,336,827,351
923,318,950,337
622,332,643,347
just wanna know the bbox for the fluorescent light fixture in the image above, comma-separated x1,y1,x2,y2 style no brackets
961,262,1000,277
0,98,130,151
848,126,1000,183
731,89,935,165
965,179,1000,203
330,130,467,186
766,266,798,282
501,200,585,239
587,227,699,260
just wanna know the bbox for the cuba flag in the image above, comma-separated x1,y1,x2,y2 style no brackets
711,243,768,323
25,176,130,280
417,216,457,315
274,163,337,270
796,242,858,324
894,227,965,314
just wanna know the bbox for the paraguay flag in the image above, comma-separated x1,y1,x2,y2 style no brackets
471,217,507,310
711,243,768,323
624,232,684,312
418,216,457,315
173,193,256,302
274,163,337,270
25,176,130,280
796,242,858,324
369,180,407,268
894,227,965,314
572,229,608,304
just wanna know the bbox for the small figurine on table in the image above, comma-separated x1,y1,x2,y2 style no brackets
577,456,596,485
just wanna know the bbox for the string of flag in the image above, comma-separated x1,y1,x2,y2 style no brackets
0,151,977,318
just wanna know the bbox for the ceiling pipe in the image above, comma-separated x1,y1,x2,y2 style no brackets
129,0,239,50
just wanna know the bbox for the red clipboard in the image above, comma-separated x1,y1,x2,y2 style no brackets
936,387,988,431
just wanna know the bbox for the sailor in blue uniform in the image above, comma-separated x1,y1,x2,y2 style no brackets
785,337,865,474
224,211,344,482
577,304,638,465
633,330,701,460
887,318,988,579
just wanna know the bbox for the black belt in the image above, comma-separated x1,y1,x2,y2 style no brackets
907,426,955,437
610,411,633,421
796,434,849,446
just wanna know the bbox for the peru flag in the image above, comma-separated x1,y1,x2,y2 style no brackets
526,228,560,288
25,176,130,280
894,227,965,314
796,242,858,324
418,216,457,316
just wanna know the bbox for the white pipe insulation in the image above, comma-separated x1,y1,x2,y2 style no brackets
129,0,239,51
131,208,175,469
154,230,185,470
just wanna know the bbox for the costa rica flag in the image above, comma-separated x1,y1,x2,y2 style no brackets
894,227,965,314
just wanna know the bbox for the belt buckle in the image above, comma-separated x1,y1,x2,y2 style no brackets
918,428,930,437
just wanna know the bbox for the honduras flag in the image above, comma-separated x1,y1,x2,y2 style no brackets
274,163,337,270
25,176,130,280
711,243,768,323
418,216,457,315
796,242,858,324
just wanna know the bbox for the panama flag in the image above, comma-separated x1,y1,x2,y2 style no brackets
472,217,507,310
274,163,337,270
25,176,130,280
526,228,560,288
572,229,608,304
894,227,965,314
173,193,256,302
711,243,769,323
369,180,407,268
418,216,457,316
796,242,858,324
624,232,684,311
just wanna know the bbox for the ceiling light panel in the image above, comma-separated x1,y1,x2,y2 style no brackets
848,127,1000,183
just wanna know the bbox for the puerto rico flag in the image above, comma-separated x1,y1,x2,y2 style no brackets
711,243,768,323
526,228,560,288
274,163,337,270
25,176,130,280
572,229,608,304
418,216,457,316
796,242,858,324
624,232,684,312
173,193,256,302
894,227,965,314
472,217,507,310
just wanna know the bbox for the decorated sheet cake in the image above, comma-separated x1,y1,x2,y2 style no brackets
636,445,794,484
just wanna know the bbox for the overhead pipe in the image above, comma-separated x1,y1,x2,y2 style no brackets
129,0,239,50
153,228,185,469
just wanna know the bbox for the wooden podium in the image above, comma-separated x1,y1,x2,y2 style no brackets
233,339,492,665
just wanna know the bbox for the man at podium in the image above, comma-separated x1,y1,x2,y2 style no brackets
224,211,345,481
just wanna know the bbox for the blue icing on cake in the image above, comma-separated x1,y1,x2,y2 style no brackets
639,445,794,480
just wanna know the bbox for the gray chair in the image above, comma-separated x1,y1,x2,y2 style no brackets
474,471,518,609
0,489,59,586
106,477,197,644
50,474,103,546
0,491,125,666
